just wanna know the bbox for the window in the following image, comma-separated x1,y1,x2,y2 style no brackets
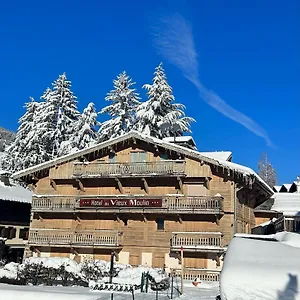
156,218,165,231
159,153,169,160
130,151,146,163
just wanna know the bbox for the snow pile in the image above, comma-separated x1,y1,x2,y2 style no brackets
220,232,300,300
0,262,19,279
24,257,81,275
108,265,165,286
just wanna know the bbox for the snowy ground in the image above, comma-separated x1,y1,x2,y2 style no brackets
0,281,219,300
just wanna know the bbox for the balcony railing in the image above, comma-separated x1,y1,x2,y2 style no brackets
172,268,220,282
72,161,186,178
166,196,223,212
170,232,223,252
32,196,76,211
32,195,223,214
28,229,122,248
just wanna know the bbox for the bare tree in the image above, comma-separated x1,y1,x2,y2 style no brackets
258,152,277,187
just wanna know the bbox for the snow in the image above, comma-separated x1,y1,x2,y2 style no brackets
0,180,32,203
271,193,300,214
220,232,300,300
0,281,219,300
0,257,220,299
99,71,140,141
135,63,194,138
0,262,19,279
273,185,281,192
198,151,232,161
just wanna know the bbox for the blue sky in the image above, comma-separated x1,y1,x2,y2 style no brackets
0,0,299,184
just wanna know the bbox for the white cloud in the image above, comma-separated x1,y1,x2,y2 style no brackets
152,13,272,147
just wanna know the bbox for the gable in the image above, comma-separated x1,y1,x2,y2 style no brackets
12,131,273,198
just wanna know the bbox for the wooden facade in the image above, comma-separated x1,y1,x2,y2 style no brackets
13,132,273,279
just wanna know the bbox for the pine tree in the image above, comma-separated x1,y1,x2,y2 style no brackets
4,97,48,171
258,153,277,187
99,71,140,141
71,102,99,151
37,73,80,158
135,63,194,138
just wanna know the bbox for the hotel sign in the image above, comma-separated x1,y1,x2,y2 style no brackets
79,198,163,208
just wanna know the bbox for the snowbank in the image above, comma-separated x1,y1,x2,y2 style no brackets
0,262,19,279
220,232,300,300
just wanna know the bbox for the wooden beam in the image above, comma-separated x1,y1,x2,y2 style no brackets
38,214,43,222
115,214,121,223
142,214,147,222
50,179,57,190
177,177,183,193
74,213,81,222
76,179,85,192
215,215,220,226
71,248,79,256
115,178,123,194
204,177,211,190
177,214,183,224
132,137,137,145
142,178,149,193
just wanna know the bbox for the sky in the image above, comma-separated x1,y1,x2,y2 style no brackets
0,0,299,184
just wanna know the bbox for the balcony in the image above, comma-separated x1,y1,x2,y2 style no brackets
72,161,186,178
166,196,223,214
170,232,224,253
32,195,223,214
28,229,122,249
31,196,76,211
172,268,220,282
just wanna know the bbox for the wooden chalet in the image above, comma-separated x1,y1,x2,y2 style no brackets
12,131,273,280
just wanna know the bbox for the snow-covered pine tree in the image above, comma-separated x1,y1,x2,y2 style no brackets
37,73,80,158
135,63,194,138
258,153,277,187
4,97,48,171
99,71,141,141
71,102,99,151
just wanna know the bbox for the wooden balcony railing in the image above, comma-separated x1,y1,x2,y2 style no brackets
170,232,223,252
32,195,223,214
166,196,223,212
72,161,186,178
172,268,220,282
28,229,122,248
32,196,76,211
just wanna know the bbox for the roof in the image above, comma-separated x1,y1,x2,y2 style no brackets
12,131,273,195
220,232,300,300
273,185,281,192
255,197,275,211
271,192,300,214
0,181,32,204
162,136,195,143
198,151,232,161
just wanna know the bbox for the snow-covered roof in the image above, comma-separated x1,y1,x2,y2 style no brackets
271,193,300,215
273,185,281,192
220,232,300,300
0,181,32,204
12,131,273,195
198,151,232,161
162,136,195,143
